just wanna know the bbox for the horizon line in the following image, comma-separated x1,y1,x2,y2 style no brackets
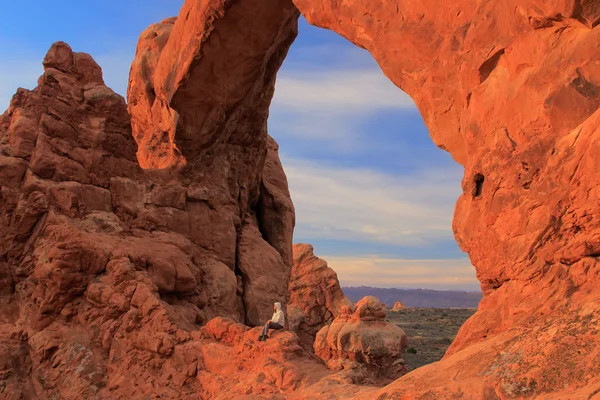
342,285,482,293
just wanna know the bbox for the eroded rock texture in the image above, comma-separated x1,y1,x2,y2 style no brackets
127,4,297,326
194,317,376,399
128,5,298,327
291,1,600,398
2,0,600,398
287,243,351,348
314,296,408,383
134,2,600,395
0,38,299,398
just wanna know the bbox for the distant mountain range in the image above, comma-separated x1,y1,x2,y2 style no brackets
342,286,482,308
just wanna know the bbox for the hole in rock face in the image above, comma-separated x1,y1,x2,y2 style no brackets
478,48,505,84
472,174,485,197
269,16,480,375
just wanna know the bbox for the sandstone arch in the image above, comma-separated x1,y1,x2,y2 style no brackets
129,0,600,397
0,0,599,398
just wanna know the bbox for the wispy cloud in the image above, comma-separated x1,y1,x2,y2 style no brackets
322,255,478,290
283,156,464,246
272,69,415,113
269,66,417,148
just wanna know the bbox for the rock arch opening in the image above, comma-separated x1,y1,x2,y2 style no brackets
269,15,480,373
123,0,600,396
0,0,599,398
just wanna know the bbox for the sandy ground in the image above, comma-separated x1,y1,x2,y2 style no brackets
387,308,477,371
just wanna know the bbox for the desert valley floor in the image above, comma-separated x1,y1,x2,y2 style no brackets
388,308,477,371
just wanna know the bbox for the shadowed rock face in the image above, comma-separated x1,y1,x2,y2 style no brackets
127,2,298,327
1,0,600,398
287,243,352,348
0,37,298,398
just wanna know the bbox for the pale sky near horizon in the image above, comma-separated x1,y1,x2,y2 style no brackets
0,2,480,291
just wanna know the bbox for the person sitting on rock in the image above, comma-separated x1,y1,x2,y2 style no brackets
258,302,285,341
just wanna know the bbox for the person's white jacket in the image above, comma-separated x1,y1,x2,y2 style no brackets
271,302,285,326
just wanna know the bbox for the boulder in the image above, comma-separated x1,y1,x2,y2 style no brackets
314,296,408,381
391,301,405,312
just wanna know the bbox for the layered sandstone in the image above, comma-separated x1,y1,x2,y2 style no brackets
290,1,600,397
287,243,351,346
314,297,408,382
0,41,299,399
127,8,297,325
1,0,600,398
136,0,600,396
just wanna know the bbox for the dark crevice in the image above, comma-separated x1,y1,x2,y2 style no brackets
570,0,599,28
256,182,269,240
146,86,156,106
571,69,600,99
584,249,600,258
466,92,472,107
478,48,505,84
234,202,249,325
472,174,485,197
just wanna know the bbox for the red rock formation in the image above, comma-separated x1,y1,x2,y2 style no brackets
391,301,405,312
193,317,379,399
1,0,600,397
289,1,600,397
314,296,408,383
0,40,300,398
133,0,600,396
127,7,297,325
287,243,351,347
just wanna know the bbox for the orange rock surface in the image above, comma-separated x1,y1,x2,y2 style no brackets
287,243,351,347
391,301,405,312
1,0,600,398
314,296,408,383
0,42,302,398
291,0,600,397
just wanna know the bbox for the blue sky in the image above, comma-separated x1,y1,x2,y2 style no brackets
0,2,478,291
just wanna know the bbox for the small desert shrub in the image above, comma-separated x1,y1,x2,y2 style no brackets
406,347,418,354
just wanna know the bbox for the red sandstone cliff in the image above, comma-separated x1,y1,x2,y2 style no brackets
121,0,600,396
0,40,300,398
1,0,600,398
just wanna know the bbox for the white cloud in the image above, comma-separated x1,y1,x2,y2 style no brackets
272,69,415,113
269,64,418,149
322,255,478,290
283,156,464,246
